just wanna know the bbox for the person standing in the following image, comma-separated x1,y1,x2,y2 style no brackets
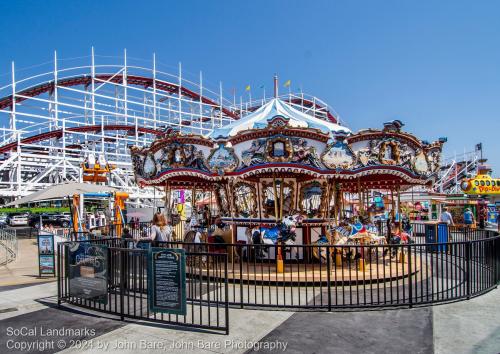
497,210,500,232
478,207,485,229
463,208,475,228
142,212,172,243
482,207,488,228
440,207,454,226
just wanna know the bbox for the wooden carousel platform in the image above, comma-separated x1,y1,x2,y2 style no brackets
191,254,421,285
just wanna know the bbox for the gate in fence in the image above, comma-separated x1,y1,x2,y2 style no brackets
57,240,229,334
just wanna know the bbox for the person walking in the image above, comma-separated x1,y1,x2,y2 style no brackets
440,207,454,226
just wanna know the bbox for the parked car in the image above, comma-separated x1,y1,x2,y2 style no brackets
0,213,8,226
29,213,71,229
9,214,29,226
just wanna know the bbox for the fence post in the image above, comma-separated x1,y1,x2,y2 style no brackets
57,243,61,306
408,244,413,308
239,248,243,309
119,249,125,320
224,254,229,335
466,241,471,299
326,246,332,311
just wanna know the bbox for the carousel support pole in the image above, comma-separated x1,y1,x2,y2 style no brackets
334,183,340,225
340,190,344,220
165,183,170,218
209,189,213,230
411,186,414,221
256,179,263,223
397,185,402,226
328,180,337,222
273,175,284,273
279,178,284,220
397,185,405,264
390,188,395,222
190,186,195,235
324,179,329,220
357,178,362,216
356,179,366,271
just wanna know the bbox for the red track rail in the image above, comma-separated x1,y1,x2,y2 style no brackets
0,74,340,154
0,124,163,154
0,74,237,119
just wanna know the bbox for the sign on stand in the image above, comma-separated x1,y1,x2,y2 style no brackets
37,233,55,276
148,248,186,315
68,242,108,304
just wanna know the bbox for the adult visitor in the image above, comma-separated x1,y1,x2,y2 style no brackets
497,209,500,232
401,213,412,235
463,208,475,227
482,207,488,228
440,207,454,226
141,212,173,243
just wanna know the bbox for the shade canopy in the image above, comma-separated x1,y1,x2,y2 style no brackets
5,182,118,206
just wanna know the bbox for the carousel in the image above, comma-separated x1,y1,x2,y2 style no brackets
130,91,445,281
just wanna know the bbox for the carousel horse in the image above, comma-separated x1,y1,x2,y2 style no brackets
312,233,334,263
183,229,208,252
182,229,209,267
324,222,388,265
245,213,303,260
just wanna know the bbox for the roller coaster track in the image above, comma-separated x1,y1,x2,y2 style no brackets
0,124,163,154
0,73,238,119
0,55,342,203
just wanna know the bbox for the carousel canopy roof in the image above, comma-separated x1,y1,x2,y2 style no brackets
209,98,351,139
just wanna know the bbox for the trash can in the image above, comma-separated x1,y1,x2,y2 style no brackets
436,222,449,252
425,223,437,252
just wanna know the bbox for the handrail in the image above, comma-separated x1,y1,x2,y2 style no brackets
0,227,18,266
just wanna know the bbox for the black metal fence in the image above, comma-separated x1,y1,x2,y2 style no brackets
57,239,229,334
160,233,499,309
58,225,499,320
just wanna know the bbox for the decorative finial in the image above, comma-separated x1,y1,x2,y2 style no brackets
274,74,278,98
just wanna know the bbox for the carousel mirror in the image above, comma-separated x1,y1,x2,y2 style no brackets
299,181,325,218
261,180,295,218
233,182,257,218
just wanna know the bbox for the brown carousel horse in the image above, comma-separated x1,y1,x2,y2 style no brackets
312,222,388,265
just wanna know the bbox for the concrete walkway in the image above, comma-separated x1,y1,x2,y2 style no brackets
0,238,55,288
0,281,498,353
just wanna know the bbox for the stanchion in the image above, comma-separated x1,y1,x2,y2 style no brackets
399,249,405,263
277,242,284,273
358,258,365,272
335,252,342,266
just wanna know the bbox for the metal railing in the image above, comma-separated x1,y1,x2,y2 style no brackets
57,240,229,334
159,233,499,309
89,221,191,242
61,225,499,311
0,228,18,266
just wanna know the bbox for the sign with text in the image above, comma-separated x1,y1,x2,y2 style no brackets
148,248,186,315
68,242,108,304
37,233,55,276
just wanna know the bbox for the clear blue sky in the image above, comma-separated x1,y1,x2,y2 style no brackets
0,0,499,171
